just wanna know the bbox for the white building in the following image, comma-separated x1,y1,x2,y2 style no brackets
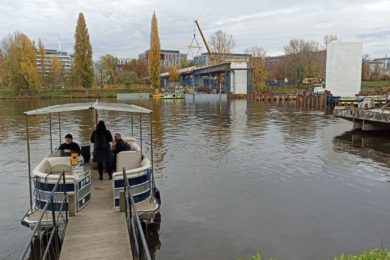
36,49,73,75
325,42,362,97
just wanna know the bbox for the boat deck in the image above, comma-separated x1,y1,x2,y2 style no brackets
59,169,132,260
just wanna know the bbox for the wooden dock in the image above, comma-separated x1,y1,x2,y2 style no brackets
59,170,132,260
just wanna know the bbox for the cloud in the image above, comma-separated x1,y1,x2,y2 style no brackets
0,0,389,59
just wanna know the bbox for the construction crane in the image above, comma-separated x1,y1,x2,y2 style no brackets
194,20,216,65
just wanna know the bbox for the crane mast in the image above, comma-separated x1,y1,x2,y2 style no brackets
194,20,216,64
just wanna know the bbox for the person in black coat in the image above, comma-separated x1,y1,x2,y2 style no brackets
90,121,113,180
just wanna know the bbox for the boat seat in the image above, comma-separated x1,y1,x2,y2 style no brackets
35,157,74,175
116,151,141,172
39,160,52,174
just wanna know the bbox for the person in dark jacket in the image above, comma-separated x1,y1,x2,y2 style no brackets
111,132,131,171
59,134,81,155
90,121,113,180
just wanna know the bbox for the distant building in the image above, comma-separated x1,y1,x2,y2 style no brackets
367,57,390,80
194,53,251,66
36,49,73,75
117,58,133,70
138,49,187,68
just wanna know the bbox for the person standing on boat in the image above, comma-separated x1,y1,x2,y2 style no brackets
59,134,81,155
90,121,113,180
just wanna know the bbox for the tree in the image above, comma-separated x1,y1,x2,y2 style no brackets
120,59,149,79
117,70,142,86
168,66,179,83
245,46,267,92
245,46,265,58
362,54,370,81
0,48,6,88
6,32,39,94
283,39,320,86
209,30,235,63
100,54,119,84
148,11,161,90
48,57,64,87
73,12,94,89
323,34,338,47
37,38,46,88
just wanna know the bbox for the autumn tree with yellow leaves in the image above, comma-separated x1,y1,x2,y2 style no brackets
148,12,161,90
245,46,268,92
4,32,39,94
73,12,94,89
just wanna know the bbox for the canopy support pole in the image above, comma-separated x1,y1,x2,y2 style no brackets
131,114,134,137
25,116,33,212
139,114,143,154
58,113,61,147
49,113,53,152
149,113,156,188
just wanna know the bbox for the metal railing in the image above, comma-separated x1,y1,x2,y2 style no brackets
20,171,68,260
123,168,152,260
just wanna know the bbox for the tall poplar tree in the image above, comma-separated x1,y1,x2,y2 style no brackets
148,12,161,90
73,12,94,89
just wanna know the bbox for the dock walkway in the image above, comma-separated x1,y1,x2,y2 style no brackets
59,171,132,260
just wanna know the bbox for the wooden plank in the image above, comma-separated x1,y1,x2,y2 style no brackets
60,169,132,260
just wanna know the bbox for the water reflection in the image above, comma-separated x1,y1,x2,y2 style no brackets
334,130,390,168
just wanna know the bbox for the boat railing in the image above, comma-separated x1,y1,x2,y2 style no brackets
123,168,152,260
20,171,68,260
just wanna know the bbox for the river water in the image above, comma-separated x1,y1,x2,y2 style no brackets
1,98,390,260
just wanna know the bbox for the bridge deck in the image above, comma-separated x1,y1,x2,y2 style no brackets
59,169,132,260
334,107,390,124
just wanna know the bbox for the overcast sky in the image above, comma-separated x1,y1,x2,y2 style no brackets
0,0,389,60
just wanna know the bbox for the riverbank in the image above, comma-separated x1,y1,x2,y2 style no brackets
265,81,390,95
0,86,153,99
1,81,389,99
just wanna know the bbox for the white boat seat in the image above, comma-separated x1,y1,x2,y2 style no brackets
36,157,76,175
116,151,141,172
39,160,52,174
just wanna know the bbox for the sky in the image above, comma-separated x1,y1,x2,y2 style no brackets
0,0,389,60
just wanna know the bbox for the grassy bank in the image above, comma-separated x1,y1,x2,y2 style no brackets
240,249,390,260
0,85,153,99
361,80,390,95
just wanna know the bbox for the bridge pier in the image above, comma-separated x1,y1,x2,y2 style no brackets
352,119,390,131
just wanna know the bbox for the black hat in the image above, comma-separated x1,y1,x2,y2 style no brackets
65,134,73,139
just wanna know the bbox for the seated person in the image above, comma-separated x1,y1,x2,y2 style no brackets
111,133,131,170
59,134,81,155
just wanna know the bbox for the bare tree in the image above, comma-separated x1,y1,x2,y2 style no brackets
284,39,321,86
209,30,235,63
245,45,266,57
323,34,338,47
361,54,370,81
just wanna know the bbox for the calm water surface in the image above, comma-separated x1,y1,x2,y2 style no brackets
1,98,390,260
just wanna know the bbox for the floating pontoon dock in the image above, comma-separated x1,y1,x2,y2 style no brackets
59,171,132,260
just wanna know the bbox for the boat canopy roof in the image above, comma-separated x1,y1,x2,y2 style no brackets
24,101,152,116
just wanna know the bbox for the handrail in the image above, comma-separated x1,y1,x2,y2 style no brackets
123,168,152,260
20,171,68,260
